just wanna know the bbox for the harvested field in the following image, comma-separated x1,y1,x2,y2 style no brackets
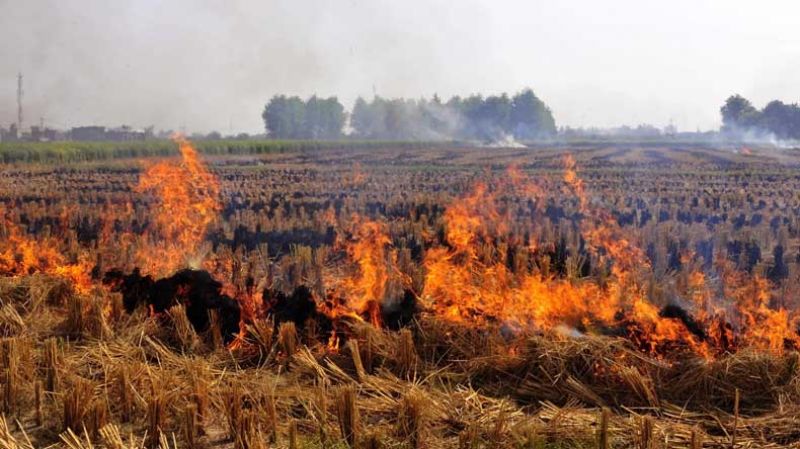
2,141,800,448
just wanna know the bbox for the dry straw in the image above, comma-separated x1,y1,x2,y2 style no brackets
335,385,360,448
183,404,198,449
63,378,93,432
397,389,427,449
167,304,200,351
279,322,298,358
395,328,417,378
44,337,59,393
288,419,298,449
146,392,165,448
208,310,224,349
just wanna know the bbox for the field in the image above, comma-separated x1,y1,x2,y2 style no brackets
1,140,800,448
0,140,454,164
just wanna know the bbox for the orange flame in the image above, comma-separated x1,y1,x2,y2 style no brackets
324,218,391,326
419,160,796,357
0,204,94,294
134,135,221,278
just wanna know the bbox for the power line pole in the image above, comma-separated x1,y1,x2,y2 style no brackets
17,73,23,131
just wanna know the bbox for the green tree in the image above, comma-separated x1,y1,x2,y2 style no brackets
720,95,760,133
511,88,556,139
264,95,344,139
759,100,800,139
319,96,346,138
262,95,305,138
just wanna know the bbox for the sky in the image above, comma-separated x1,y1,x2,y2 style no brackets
0,0,798,134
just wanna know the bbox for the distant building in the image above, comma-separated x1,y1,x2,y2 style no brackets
70,125,148,141
0,124,19,142
70,126,107,141
1,124,155,142
106,125,147,141
30,126,59,142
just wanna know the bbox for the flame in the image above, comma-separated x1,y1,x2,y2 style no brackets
325,217,400,326
327,330,341,351
2,139,797,359
134,135,221,278
347,162,367,188
422,166,550,329
0,204,94,294
418,159,800,357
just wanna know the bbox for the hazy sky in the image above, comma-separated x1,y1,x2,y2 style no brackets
0,0,798,134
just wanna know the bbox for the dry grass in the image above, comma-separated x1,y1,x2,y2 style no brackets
0,274,797,448
334,385,359,448
166,305,200,352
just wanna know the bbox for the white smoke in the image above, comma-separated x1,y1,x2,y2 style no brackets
484,133,526,148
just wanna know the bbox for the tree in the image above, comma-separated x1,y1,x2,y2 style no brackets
384,99,414,139
351,97,372,137
351,96,389,139
511,89,556,139
303,95,324,138
481,93,513,138
458,95,486,139
263,95,344,139
759,100,800,139
419,97,457,138
262,95,305,139
720,95,760,133
318,96,346,139
760,100,791,138
719,95,800,139
269,89,558,141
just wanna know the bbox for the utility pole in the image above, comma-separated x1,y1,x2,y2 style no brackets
17,73,23,132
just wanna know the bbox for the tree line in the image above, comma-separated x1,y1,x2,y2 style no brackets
262,89,556,141
261,95,346,139
721,95,800,140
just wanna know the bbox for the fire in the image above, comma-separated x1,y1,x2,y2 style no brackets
420,158,800,357
2,138,798,360
714,260,799,352
421,167,549,329
344,220,391,326
326,217,402,326
134,135,221,278
562,154,587,211
0,203,95,294
347,162,367,188
563,154,645,278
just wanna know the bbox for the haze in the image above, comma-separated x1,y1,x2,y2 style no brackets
1,0,798,134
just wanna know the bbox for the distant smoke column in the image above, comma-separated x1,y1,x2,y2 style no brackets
16,73,23,131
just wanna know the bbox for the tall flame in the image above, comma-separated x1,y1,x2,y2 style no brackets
323,216,410,327
134,135,221,278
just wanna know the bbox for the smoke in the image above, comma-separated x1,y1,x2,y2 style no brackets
721,125,800,150
1,0,799,133
484,134,526,148
416,101,464,140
